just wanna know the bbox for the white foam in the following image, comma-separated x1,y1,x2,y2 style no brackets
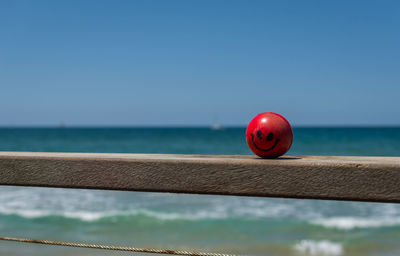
0,206,108,221
62,211,113,221
294,240,343,256
3,187,400,227
0,206,229,222
312,217,400,230
0,208,47,218
0,187,310,221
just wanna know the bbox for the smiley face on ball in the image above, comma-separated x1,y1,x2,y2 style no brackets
250,129,279,152
246,112,293,158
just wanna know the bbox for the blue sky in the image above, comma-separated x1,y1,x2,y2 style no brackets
1,0,399,126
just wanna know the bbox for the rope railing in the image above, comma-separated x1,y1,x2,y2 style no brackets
0,236,241,256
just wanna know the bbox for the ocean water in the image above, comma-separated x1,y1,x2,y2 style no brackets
0,127,400,256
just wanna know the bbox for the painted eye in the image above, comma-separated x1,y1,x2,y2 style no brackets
266,132,274,141
256,130,262,139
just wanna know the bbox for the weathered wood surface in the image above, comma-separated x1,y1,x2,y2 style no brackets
0,152,399,203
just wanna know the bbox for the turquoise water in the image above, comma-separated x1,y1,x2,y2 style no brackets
0,127,400,256
1,127,400,155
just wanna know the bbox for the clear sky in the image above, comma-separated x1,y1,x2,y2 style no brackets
1,0,399,126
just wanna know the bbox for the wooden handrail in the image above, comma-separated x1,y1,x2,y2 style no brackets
0,152,399,203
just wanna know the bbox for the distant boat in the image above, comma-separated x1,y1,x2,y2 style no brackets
211,123,224,130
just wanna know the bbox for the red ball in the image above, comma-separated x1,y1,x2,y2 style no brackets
246,112,293,158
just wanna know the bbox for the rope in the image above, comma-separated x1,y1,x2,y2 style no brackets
0,236,240,256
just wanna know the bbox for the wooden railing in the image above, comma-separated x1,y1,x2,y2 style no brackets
1,152,400,203
1,151,400,255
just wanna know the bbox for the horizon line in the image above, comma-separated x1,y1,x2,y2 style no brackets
1,125,400,128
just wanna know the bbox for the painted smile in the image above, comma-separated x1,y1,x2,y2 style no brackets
250,133,279,152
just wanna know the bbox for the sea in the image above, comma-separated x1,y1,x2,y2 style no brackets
0,127,400,256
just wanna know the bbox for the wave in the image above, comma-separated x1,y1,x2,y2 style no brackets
0,187,321,222
0,208,237,222
3,187,400,230
0,208,109,221
311,217,400,230
294,240,343,256
5,207,400,232
0,204,320,223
